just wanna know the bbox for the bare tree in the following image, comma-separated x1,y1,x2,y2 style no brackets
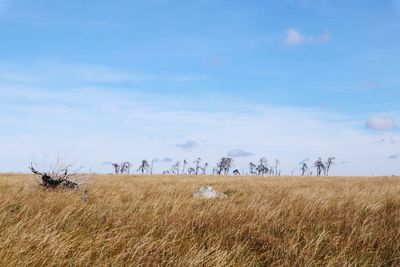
274,159,280,176
171,161,180,174
188,167,195,175
314,157,325,176
200,162,208,174
256,157,268,176
216,157,233,175
260,157,268,167
301,162,308,176
225,158,233,175
256,164,268,175
110,162,131,174
182,159,187,174
194,158,202,175
150,159,158,174
112,163,120,174
120,162,132,174
249,162,257,175
137,160,150,174
269,168,275,175
325,157,335,176
29,162,79,189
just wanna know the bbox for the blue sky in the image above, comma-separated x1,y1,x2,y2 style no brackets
0,0,399,175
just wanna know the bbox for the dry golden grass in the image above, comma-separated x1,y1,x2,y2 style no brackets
1,173,400,266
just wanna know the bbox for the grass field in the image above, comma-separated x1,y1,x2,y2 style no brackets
0,174,399,266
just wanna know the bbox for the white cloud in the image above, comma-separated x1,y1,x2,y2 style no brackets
299,158,310,164
176,140,197,151
227,149,253,157
0,62,399,176
285,28,305,46
162,157,173,162
0,85,399,176
0,62,207,84
372,137,397,144
366,115,396,131
284,28,331,46
54,63,207,83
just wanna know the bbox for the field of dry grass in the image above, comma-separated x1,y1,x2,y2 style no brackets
0,173,400,266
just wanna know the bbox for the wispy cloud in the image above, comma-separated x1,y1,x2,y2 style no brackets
299,158,310,164
366,115,396,131
176,140,197,151
0,62,207,85
284,28,331,46
372,137,396,144
227,149,253,157
0,66,399,175
387,154,399,159
162,157,173,163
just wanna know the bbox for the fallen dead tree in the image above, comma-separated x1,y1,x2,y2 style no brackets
29,162,79,189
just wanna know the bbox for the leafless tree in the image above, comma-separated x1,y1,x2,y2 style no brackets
260,157,268,167
225,158,233,174
120,162,132,174
29,162,79,189
314,157,325,176
301,162,308,176
150,159,158,174
194,158,202,175
325,157,335,176
137,160,150,174
171,161,180,174
182,159,187,174
256,164,268,175
110,162,131,174
112,163,120,174
188,167,195,175
274,159,280,175
216,157,233,175
200,162,208,174
249,162,257,175
256,157,268,176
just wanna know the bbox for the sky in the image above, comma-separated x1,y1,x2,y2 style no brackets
0,0,399,175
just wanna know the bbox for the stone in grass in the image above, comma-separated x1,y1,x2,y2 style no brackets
192,185,227,199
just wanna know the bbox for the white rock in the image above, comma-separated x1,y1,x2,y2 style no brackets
192,185,227,199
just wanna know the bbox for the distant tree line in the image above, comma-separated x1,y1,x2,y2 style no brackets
300,157,335,176
27,156,336,190
108,156,335,176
